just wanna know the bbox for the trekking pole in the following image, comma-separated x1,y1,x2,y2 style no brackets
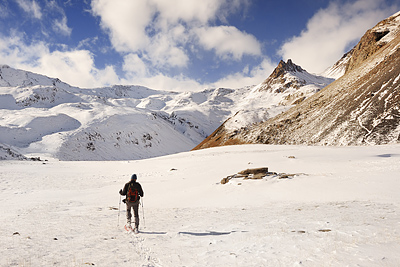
141,198,145,228
117,194,121,228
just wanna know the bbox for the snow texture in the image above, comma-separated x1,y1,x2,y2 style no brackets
1,144,399,266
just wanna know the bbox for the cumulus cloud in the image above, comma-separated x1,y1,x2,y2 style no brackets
279,0,398,74
91,0,153,52
152,0,222,25
87,0,266,91
123,53,149,78
0,34,119,88
91,0,262,69
212,58,276,89
122,73,205,92
121,58,276,92
36,50,119,88
195,26,262,60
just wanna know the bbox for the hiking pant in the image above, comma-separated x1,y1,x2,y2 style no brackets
126,200,140,228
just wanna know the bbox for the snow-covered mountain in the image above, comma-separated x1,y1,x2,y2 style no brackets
223,59,333,132
0,52,335,160
195,11,400,149
0,65,248,160
194,58,334,149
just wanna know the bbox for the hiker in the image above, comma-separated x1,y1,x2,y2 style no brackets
119,174,144,232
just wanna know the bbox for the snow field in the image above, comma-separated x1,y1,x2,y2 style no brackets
1,144,400,266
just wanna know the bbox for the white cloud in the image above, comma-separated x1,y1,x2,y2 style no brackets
121,53,205,91
15,0,42,19
88,0,266,91
279,0,398,73
123,53,149,78
0,34,119,88
195,26,262,60
151,0,222,25
91,0,153,52
45,1,72,37
212,58,276,89
122,73,206,92
53,16,72,37
0,2,10,18
36,50,119,88
91,0,262,69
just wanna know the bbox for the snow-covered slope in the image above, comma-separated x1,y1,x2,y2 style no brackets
224,59,333,132
0,60,332,160
320,51,351,79
0,64,255,160
1,144,399,266
0,143,28,160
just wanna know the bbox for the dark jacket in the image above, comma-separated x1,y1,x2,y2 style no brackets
121,181,144,202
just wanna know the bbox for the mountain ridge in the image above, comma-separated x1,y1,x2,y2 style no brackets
194,11,400,149
0,60,333,160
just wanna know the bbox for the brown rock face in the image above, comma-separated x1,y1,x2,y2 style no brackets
345,29,389,73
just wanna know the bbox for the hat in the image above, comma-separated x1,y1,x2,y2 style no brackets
131,174,137,180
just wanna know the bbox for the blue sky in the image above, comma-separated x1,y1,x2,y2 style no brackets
0,0,399,91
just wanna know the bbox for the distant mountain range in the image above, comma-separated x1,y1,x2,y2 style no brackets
194,11,400,150
1,11,399,160
0,65,250,160
0,57,332,160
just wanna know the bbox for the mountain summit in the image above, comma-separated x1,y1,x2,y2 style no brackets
269,59,305,79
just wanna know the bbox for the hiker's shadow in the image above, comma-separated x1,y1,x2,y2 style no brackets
139,230,248,236
140,231,167,235
178,231,243,236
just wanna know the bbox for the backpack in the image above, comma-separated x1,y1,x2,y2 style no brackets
127,182,139,202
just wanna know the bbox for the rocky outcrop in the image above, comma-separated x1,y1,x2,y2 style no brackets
345,29,389,73
220,167,301,185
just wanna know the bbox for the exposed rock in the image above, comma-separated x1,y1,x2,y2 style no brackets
346,12,400,74
220,167,301,184
318,229,332,232
345,30,389,74
269,59,305,80
238,167,269,175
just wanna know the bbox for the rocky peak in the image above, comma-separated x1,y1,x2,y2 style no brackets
270,59,305,79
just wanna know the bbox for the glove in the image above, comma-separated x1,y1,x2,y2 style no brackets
119,189,123,195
